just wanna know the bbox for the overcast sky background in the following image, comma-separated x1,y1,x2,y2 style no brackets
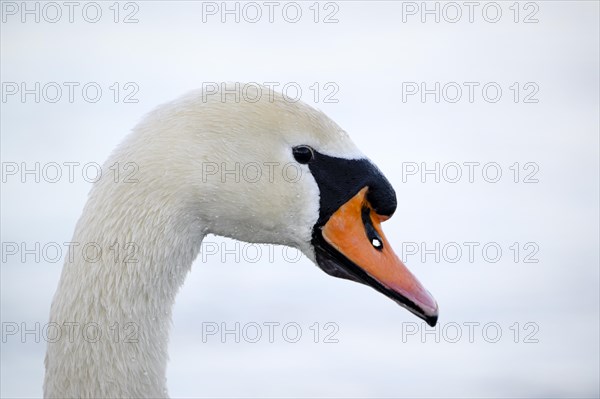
1,1,599,398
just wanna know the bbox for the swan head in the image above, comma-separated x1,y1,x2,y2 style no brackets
127,84,438,326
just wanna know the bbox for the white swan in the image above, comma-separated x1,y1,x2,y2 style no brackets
44,84,438,398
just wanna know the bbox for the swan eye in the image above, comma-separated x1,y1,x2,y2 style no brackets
292,145,314,164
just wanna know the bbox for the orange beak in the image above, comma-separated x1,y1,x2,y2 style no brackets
315,187,438,326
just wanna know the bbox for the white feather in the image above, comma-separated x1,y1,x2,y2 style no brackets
44,84,365,398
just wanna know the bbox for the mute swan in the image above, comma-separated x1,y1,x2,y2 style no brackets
44,84,438,398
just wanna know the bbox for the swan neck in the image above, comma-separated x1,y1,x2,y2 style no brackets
44,190,205,398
